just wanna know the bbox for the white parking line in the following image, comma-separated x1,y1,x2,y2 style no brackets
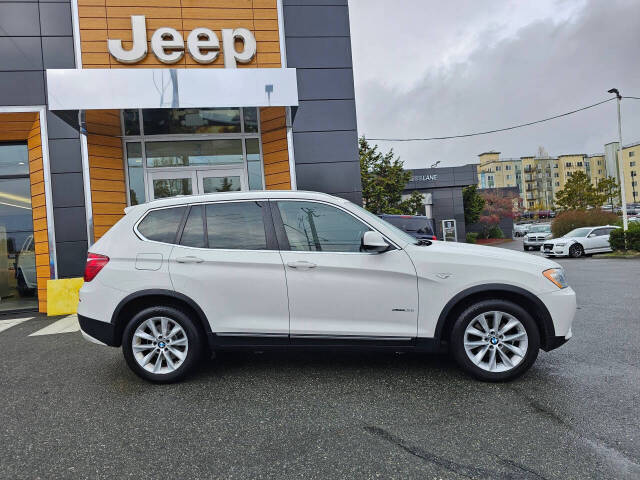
29,315,80,336
0,317,34,334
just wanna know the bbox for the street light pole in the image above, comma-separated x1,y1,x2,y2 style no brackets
608,88,628,231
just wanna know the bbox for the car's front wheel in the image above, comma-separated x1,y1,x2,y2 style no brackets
122,306,203,383
569,243,584,258
450,300,540,381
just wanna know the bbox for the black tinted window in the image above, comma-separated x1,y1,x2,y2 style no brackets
138,207,186,243
277,201,369,252
592,228,607,236
206,202,267,250
180,205,205,248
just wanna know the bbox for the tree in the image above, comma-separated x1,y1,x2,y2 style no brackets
462,185,485,225
360,136,425,215
555,171,601,210
477,191,515,238
596,176,620,210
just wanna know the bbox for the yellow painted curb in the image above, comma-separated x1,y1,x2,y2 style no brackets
46,278,84,316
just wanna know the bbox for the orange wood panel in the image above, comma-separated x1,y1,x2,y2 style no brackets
86,110,126,241
259,107,290,189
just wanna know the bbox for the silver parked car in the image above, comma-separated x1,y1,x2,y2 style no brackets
524,224,552,251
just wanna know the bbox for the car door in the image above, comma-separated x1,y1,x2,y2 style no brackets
586,228,609,252
273,200,418,339
168,200,290,336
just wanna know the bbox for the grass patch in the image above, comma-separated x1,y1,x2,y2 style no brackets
593,250,640,259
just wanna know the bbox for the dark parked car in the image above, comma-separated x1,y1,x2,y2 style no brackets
378,214,437,240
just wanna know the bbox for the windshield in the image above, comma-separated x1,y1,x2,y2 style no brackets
348,203,417,245
384,216,433,234
564,227,592,238
529,225,551,233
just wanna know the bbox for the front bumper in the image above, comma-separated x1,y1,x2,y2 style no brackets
542,243,570,257
78,314,118,347
537,286,576,350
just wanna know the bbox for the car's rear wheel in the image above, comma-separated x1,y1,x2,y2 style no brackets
450,300,540,381
122,306,203,383
569,243,584,258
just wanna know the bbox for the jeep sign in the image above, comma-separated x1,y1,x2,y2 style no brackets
107,15,257,68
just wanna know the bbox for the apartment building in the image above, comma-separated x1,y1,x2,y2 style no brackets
477,143,634,209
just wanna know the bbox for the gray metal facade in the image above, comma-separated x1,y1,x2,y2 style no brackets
0,0,87,278
404,164,478,241
282,0,362,204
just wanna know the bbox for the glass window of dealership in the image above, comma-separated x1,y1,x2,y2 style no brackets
0,0,361,313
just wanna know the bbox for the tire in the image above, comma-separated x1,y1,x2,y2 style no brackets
569,243,584,258
450,299,540,382
523,246,529,251
122,305,203,383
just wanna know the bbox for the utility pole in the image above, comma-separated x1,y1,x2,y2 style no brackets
608,88,628,231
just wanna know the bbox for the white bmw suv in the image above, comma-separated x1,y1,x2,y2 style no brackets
78,191,576,383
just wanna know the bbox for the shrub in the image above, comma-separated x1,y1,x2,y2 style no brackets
466,232,479,244
487,226,504,239
551,210,618,238
610,222,640,251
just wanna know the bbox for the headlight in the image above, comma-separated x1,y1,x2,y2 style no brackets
543,268,568,289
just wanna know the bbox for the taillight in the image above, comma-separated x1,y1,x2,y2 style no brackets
431,235,437,240
84,253,109,282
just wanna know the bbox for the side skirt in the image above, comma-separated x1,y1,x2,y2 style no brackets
208,334,444,353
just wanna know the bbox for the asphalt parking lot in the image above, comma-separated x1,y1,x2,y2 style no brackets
1,238,638,479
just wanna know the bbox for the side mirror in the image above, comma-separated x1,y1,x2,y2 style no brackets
362,231,388,253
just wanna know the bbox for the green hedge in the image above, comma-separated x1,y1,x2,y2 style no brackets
466,232,479,244
609,222,640,251
551,210,618,238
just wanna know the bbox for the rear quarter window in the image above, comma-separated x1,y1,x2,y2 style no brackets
137,206,186,243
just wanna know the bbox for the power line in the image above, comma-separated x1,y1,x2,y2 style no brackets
623,96,640,100
367,97,616,142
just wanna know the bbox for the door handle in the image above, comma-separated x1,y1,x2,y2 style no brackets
286,260,317,269
175,256,204,264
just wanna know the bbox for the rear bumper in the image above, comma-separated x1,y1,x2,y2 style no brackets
78,314,118,347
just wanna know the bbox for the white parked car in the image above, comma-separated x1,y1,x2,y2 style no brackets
523,224,552,251
78,191,576,383
513,223,532,237
542,225,620,258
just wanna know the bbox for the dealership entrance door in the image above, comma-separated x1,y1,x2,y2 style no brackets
147,168,246,201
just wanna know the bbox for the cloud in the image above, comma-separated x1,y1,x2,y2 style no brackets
350,0,640,168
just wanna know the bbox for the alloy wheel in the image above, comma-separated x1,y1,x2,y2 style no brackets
463,311,529,373
132,317,189,374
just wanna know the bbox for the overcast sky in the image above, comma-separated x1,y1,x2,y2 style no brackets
348,0,640,169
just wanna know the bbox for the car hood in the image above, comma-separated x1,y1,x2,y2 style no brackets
406,240,560,270
546,236,579,245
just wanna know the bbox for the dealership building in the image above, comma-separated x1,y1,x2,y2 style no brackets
0,0,360,313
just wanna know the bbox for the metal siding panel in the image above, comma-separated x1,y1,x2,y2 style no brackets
55,240,88,279
39,2,73,36
295,161,361,193
51,172,85,208
293,99,357,132
42,36,75,69
283,0,347,5
0,3,40,36
0,37,42,70
0,71,45,105
283,5,350,37
292,130,357,164
53,206,88,242
49,138,82,173
46,110,79,139
296,68,354,100
285,37,352,68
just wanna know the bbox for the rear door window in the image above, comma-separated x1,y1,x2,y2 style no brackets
179,205,206,248
137,206,186,243
206,201,267,250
